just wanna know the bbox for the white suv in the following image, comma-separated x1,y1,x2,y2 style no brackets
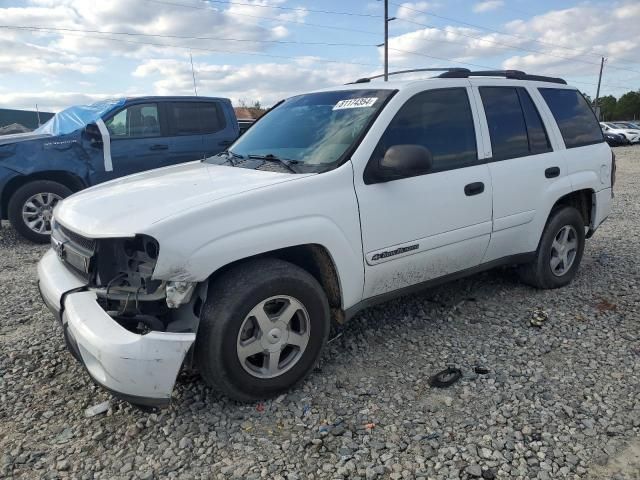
38,69,614,407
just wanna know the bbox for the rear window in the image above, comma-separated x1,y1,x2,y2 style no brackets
539,88,603,148
169,102,225,136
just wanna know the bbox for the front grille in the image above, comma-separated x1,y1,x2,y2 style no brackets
57,223,96,253
51,221,95,280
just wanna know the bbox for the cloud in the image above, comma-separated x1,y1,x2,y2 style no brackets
473,1,504,13
395,2,434,23
385,26,519,68
0,91,126,112
502,2,640,75
0,38,100,76
132,58,373,106
0,0,296,63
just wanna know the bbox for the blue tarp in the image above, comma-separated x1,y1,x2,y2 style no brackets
35,98,126,136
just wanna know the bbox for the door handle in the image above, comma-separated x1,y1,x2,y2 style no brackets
149,144,169,150
545,166,560,178
218,140,233,146
464,182,485,196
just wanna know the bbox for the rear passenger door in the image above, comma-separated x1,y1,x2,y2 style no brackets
165,101,207,166
470,83,571,262
165,101,235,166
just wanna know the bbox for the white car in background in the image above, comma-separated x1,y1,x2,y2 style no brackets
600,122,640,143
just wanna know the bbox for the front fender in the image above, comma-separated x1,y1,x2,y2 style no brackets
149,164,364,309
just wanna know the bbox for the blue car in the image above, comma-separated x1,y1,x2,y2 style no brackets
0,96,239,242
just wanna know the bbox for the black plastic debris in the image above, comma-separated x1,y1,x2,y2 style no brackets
474,366,490,375
429,367,462,388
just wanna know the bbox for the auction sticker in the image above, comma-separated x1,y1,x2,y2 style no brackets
333,97,378,110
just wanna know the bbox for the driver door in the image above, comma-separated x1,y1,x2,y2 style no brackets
353,87,493,299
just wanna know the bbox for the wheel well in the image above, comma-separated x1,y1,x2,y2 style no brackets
551,189,593,228
1,171,86,219
208,244,345,322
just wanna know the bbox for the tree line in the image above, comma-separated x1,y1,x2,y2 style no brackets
584,90,640,121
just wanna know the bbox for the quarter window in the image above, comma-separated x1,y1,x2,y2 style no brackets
480,87,551,161
377,88,477,173
169,102,225,136
539,88,604,148
105,103,160,138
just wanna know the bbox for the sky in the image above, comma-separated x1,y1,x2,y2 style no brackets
0,0,638,112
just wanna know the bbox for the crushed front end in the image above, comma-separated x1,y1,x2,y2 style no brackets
38,220,205,407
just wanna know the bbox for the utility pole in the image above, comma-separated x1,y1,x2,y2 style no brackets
378,0,396,81
594,56,606,120
384,0,389,81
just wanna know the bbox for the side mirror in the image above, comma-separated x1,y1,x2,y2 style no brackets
368,144,434,183
84,123,103,148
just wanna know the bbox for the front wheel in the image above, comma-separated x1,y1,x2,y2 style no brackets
518,206,585,289
7,181,72,243
195,258,330,402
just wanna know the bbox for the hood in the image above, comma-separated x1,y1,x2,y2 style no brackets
0,132,51,147
54,161,313,238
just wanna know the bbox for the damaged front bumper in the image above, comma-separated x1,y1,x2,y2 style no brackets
37,249,195,407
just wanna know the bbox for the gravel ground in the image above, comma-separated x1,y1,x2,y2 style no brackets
1,146,639,480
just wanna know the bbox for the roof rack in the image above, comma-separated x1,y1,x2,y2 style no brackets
438,69,567,84
348,68,470,84
347,68,567,85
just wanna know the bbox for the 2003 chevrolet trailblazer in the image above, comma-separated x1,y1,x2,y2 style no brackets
38,69,614,407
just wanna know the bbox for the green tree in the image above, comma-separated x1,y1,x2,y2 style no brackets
598,95,617,121
614,91,640,120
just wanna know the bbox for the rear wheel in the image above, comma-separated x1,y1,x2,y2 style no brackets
518,206,585,289
8,181,72,243
195,258,330,402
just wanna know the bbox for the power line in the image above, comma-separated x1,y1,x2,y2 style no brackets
6,27,385,69
0,24,377,47
394,17,640,76
389,1,640,70
142,0,380,36
388,47,496,70
570,80,637,91
200,0,380,18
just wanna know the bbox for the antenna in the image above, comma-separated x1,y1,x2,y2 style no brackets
190,52,198,96
35,104,42,126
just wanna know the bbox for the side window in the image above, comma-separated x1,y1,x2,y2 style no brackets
200,103,225,134
169,102,201,136
169,102,225,136
480,87,552,160
539,88,604,148
378,88,477,173
518,88,551,155
105,103,160,138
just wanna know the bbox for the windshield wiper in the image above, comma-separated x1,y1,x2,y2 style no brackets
215,149,244,166
247,154,300,173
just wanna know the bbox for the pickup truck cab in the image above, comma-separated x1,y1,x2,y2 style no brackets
0,96,238,242
38,70,614,407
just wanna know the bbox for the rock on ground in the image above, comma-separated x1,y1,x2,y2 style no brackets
1,146,639,479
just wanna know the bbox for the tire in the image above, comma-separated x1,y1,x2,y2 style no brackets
518,206,585,289
195,258,330,402
8,181,72,243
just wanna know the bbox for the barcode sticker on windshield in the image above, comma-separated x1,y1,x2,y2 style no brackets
333,97,378,110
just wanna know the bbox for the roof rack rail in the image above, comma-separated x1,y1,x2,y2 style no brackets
347,67,470,84
438,69,567,85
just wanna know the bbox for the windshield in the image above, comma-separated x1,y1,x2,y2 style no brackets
35,98,125,136
208,89,394,172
